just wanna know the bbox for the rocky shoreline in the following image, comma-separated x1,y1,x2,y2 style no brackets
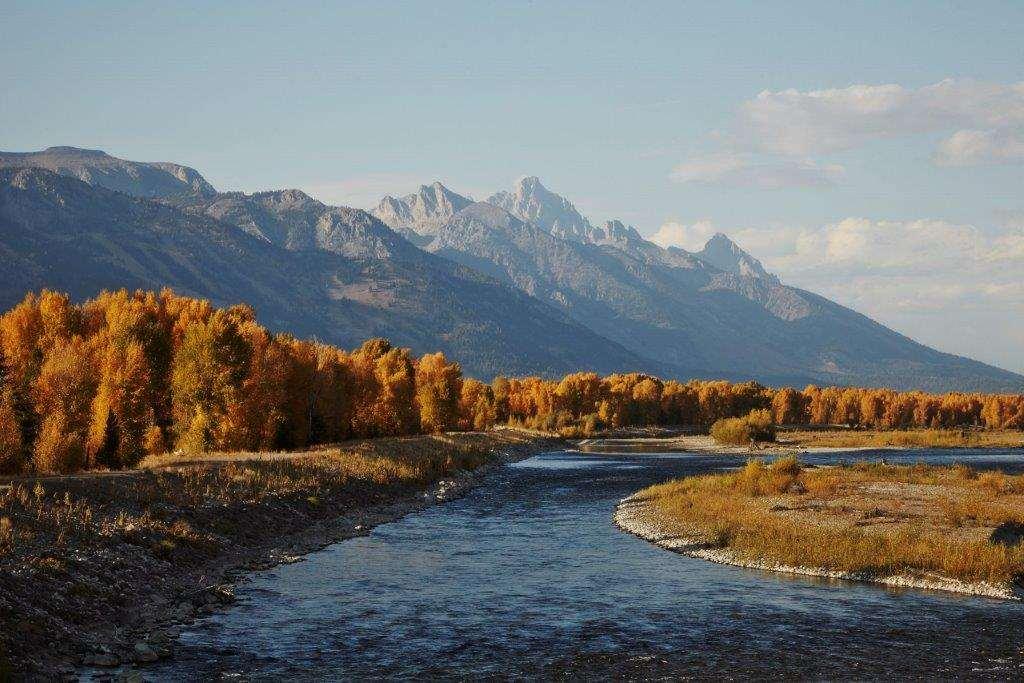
2,430,562,680
614,494,1022,601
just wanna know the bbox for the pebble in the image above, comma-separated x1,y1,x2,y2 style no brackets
132,641,158,663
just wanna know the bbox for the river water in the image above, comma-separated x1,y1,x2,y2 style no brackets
151,448,1024,680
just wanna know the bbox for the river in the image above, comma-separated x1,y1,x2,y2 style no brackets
149,448,1024,680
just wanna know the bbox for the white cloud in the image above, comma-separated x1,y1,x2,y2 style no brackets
668,78,1024,192
751,216,1024,353
649,220,720,251
670,152,843,188
736,78,1024,163
775,218,986,275
934,128,1024,166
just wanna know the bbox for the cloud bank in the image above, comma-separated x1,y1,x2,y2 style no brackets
737,78,1024,159
675,78,1024,188
669,152,843,189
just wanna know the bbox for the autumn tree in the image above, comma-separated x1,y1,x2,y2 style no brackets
491,376,511,423
170,312,249,452
0,368,20,474
88,341,152,468
661,381,699,425
771,387,804,425
415,352,463,433
697,381,733,427
554,372,602,417
458,379,497,431
32,337,95,473
3,287,1023,474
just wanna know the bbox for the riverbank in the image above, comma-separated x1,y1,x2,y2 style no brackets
577,435,763,454
777,428,1024,450
615,459,1024,601
578,429,1024,455
0,428,561,679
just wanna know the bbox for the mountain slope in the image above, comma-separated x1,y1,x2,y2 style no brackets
427,180,1024,392
0,168,650,379
0,146,216,199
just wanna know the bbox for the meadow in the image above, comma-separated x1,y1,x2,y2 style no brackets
631,457,1024,586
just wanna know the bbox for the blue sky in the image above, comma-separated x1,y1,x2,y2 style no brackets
2,1,1023,371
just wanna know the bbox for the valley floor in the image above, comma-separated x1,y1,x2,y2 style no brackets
0,428,561,679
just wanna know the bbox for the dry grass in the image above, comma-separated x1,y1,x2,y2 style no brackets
635,457,1024,584
0,432,534,560
780,428,1024,449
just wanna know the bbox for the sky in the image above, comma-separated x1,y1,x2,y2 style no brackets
2,1,1023,372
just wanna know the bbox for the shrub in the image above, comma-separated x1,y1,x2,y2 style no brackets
745,409,776,441
710,417,749,445
711,409,777,445
731,456,802,495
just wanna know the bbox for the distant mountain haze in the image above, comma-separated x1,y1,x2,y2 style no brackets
422,176,1024,392
1,146,1021,392
0,164,648,379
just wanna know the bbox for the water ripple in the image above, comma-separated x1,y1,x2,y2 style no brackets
150,448,1024,680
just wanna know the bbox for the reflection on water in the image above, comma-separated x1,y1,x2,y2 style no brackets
150,447,1024,680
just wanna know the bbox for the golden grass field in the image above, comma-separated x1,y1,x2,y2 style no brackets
633,456,1024,584
777,429,1024,450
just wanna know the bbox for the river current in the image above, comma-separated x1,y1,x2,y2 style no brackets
150,448,1024,680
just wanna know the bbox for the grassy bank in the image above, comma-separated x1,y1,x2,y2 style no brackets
0,429,559,677
779,428,1024,449
620,457,1024,597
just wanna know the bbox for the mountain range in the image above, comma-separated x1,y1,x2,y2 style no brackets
1,146,1021,392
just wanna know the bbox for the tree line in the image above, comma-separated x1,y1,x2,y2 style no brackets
0,290,1021,474
497,373,1024,435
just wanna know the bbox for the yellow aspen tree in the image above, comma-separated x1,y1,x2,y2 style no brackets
416,352,463,433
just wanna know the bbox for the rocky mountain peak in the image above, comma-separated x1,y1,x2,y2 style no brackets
697,233,775,281
372,181,472,241
592,219,643,244
487,176,594,242
43,146,109,158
